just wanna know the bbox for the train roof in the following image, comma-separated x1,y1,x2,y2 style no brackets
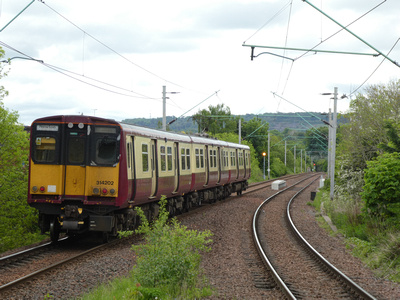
120,122,249,149
32,115,249,150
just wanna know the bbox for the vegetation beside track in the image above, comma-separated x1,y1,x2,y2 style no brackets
81,197,214,300
0,53,45,252
313,179,400,283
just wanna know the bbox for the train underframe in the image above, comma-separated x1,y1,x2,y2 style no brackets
37,181,248,242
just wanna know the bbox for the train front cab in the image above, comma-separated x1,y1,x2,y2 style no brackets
28,116,121,241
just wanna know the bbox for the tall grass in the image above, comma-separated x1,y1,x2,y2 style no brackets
313,170,400,283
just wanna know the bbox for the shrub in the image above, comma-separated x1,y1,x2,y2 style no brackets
361,152,400,217
131,196,213,298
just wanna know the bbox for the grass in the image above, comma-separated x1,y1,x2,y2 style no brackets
80,274,213,300
313,187,400,283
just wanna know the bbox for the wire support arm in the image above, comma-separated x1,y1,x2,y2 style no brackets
301,0,399,68
243,44,379,60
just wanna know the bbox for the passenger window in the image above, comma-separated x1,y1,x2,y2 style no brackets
200,149,204,168
186,148,190,170
213,150,217,167
167,146,173,171
34,136,56,163
181,148,186,170
195,149,200,168
160,146,166,171
142,144,149,172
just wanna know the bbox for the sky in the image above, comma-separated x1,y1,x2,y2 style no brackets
0,0,399,126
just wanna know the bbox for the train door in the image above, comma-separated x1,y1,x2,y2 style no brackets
243,150,247,178
64,125,87,197
173,142,179,193
204,145,209,186
126,136,134,180
235,149,239,179
217,147,221,184
150,139,158,197
126,136,135,199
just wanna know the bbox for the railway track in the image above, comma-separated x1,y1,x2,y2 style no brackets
0,174,276,296
0,236,111,294
252,174,376,299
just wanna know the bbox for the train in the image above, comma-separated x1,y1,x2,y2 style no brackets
28,115,251,241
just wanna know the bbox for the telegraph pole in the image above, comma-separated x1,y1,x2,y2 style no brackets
322,87,338,200
267,132,271,179
327,108,332,179
330,87,338,200
162,86,167,131
238,118,241,144
162,86,179,131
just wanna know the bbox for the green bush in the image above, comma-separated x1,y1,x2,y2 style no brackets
362,152,400,217
131,196,213,297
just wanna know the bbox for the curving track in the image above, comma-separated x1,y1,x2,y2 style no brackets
252,174,376,299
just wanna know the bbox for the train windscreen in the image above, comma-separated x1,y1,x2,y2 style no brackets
91,126,120,166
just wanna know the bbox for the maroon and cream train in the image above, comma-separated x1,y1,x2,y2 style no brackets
28,115,251,241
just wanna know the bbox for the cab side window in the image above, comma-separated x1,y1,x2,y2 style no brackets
34,136,57,163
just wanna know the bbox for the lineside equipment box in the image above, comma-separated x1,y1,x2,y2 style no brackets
272,180,286,190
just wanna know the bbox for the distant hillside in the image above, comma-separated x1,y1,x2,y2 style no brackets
121,112,349,133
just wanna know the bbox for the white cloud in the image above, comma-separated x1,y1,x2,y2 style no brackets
0,0,399,126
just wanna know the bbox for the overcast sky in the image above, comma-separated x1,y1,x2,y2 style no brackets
0,0,399,126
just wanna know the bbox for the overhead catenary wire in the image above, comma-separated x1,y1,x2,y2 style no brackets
43,62,161,100
275,0,293,95
272,92,332,127
2,1,212,102
294,0,387,61
243,0,390,115
41,1,187,89
349,37,400,97
168,90,220,125
302,0,399,67
243,1,292,44
0,41,160,100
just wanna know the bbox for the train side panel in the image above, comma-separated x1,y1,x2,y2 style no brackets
131,136,154,204
191,144,207,191
156,139,178,198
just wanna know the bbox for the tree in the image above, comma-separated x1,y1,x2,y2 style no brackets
338,80,400,171
191,104,238,135
305,126,329,158
242,117,269,166
378,120,400,153
0,48,41,252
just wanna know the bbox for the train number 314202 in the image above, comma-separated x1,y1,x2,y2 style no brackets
96,180,114,185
